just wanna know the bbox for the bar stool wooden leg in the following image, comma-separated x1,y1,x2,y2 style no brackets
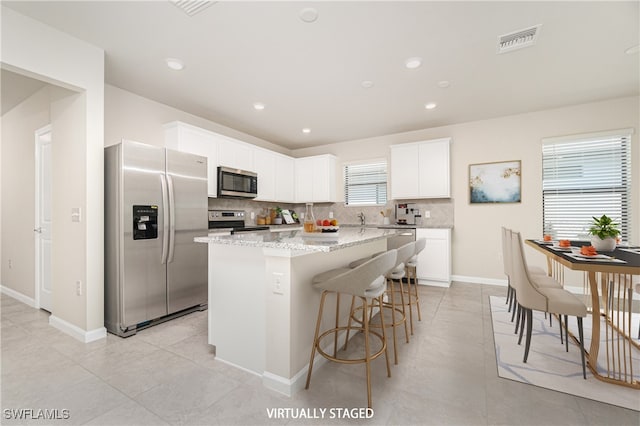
412,267,422,321
306,290,328,390
333,292,340,358
376,294,391,378
388,278,399,365
397,279,410,343
405,267,414,335
362,297,372,408
343,296,356,351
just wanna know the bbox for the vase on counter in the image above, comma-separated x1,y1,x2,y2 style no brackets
303,203,316,232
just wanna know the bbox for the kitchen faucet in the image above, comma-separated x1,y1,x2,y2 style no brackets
357,212,366,226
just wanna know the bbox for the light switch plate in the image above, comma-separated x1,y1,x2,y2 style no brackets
71,207,82,222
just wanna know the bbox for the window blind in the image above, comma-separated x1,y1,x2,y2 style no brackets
542,131,632,242
344,161,387,206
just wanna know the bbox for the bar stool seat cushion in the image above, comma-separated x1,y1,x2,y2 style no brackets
387,263,406,280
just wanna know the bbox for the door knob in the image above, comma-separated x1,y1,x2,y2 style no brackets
33,227,42,233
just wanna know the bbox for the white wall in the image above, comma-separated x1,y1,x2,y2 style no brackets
0,86,50,300
292,96,640,283
105,85,290,156
1,6,105,338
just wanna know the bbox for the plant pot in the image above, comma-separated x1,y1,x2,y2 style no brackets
590,236,616,252
274,217,283,225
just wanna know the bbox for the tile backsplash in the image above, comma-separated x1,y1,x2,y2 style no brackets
208,198,453,228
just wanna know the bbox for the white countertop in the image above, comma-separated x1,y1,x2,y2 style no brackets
195,227,399,253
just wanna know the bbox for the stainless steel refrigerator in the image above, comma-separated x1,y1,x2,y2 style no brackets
105,140,208,337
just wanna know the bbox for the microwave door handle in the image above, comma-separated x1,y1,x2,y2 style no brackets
167,174,176,263
160,174,169,264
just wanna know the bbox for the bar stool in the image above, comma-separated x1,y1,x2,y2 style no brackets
346,242,415,365
404,238,426,335
305,249,397,408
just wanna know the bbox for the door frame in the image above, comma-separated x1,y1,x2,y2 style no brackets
34,124,52,311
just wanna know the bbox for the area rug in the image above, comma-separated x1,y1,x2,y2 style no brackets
489,296,640,411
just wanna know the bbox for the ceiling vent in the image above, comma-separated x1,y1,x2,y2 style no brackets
169,0,215,17
497,24,542,54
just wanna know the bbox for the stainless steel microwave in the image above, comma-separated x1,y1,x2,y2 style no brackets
217,166,258,198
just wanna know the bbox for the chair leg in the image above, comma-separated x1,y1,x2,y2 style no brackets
306,291,328,390
333,292,340,358
362,297,372,409
515,304,521,334
405,268,414,335
511,293,518,322
564,314,569,353
577,317,587,379
506,284,511,306
388,278,399,365
559,314,564,345
523,309,533,363
518,305,526,345
397,279,410,343
376,295,391,378
343,296,356,351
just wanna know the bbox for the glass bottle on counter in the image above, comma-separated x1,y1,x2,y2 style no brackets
303,203,316,233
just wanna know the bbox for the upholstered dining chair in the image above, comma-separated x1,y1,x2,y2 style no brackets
510,230,588,379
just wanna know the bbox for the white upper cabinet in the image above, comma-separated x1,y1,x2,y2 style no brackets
253,148,294,202
390,138,451,199
217,136,254,172
164,121,218,197
295,154,336,203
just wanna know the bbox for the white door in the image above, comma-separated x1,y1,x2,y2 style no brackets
35,126,53,312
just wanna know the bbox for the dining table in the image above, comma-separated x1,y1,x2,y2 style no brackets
526,239,640,389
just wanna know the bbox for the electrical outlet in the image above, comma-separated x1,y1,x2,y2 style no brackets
329,211,334,219
76,280,82,296
424,211,431,219
272,272,284,295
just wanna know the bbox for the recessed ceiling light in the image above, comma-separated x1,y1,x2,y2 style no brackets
165,58,184,71
253,102,265,110
437,80,450,88
361,80,374,89
625,44,639,55
299,7,318,23
425,102,437,110
405,57,422,69
302,128,311,134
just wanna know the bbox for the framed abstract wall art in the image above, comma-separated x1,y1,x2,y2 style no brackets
469,160,521,203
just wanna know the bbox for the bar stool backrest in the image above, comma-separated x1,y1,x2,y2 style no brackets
395,241,416,269
314,249,398,297
510,231,547,312
414,238,426,256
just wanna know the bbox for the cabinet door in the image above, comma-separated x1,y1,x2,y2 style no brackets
390,144,420,199
275,154,295,202
165,123,218,197
311,155,336,202
415,228,451,285
253,148,276,201
419,139,450,198
295,157,314,202
218,138,254,171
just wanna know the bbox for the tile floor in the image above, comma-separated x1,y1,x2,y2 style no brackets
2,282,639,425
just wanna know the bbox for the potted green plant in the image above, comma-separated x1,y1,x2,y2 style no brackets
273,206,283,225
588,214,620,251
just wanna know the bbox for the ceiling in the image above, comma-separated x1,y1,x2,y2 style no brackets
3,1,639,149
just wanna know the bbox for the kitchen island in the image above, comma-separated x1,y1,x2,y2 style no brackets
194,227,398,396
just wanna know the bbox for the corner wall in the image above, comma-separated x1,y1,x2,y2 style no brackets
1,6,105,339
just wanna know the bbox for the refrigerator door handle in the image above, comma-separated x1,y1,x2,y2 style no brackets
160,173,169,264
167,174,176,263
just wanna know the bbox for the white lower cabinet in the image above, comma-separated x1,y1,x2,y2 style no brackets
415,228,451,287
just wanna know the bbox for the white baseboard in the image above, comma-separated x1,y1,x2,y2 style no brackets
451,275,508,287
418,279,451,288
1,285,36,308
49,315,106,343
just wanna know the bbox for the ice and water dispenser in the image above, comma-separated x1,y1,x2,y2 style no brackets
133,205,158,240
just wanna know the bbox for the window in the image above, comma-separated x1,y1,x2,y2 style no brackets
542,129,632,242
344,161,387,206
